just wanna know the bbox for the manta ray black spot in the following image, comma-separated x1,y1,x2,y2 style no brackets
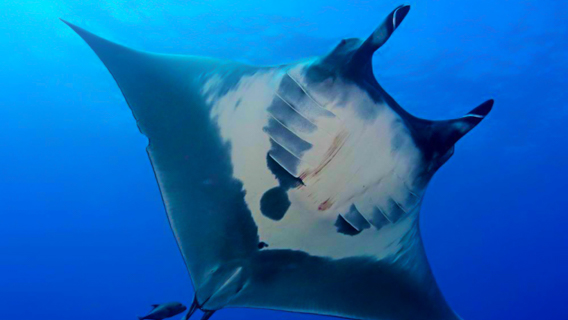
258,241,269,249
260,187,290,221
260,153,303,221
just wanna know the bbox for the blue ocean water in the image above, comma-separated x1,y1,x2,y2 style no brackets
1,0,566,319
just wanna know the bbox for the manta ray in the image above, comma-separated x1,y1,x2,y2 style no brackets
63,5,492,320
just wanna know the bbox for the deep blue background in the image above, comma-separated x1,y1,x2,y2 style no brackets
1,1,566,319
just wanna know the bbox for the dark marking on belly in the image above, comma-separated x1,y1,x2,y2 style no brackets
264,117,312,158
259,153,304,222
266,148,304,189
344,204,371,230
258,241,269,249
260,187,291,221
335,215,361,236
335,205,372,236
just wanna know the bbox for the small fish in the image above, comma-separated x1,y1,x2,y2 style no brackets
139,302,187,320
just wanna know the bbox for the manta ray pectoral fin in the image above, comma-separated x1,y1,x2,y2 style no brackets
62,19,261,307
350,4,411,69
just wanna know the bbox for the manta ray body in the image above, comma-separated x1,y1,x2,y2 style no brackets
63,5,492,320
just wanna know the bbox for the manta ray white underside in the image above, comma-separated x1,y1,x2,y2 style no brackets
63,5,492,320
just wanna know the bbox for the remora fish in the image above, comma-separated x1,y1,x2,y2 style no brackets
63,5,493,320
139,302,187,320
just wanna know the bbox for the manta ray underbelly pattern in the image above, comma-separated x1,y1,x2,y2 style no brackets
64,4,493,320
203,65,425,260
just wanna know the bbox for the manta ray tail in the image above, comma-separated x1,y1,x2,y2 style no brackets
200,311,215,320
182,297,199,320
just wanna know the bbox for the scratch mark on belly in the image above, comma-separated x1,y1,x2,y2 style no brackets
318,198,334,211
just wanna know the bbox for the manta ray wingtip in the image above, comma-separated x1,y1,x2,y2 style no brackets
59,18,83,34
59,18,84,35
59,17,132,61
467,99,494,118
182,297,199,320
